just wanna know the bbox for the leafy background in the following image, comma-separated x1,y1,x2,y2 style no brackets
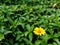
0,0,60,45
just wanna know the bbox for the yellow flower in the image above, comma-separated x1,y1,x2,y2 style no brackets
33,27,46,36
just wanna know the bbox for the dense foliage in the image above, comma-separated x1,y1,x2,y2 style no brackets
0,0,60,45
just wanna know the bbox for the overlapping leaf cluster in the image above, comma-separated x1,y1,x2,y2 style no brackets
0,0,60,45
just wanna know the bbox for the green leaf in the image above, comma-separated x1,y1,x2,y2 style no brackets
34,40,41,45
0,33,4,41
53,42,57,45
48,44,53,45
24,31,29,36
41,34,51,45
16,35,21,41
29,33,33,41
14,43,19,45
54,39,60,45
53,32,60,38
26,24,30,30
4,31,12,35
23,38,33,45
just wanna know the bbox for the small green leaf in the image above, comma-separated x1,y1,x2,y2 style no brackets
53,42,57,45
0,33,4,41
24,31,29,36
16,35,21,41
26,24,30,30
53,32,60,38
29,33,33,41
4,31,12,35
54,39,60,45
35,40,41,45
14,43,19,45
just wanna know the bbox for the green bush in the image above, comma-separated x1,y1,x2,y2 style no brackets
0,0,60,45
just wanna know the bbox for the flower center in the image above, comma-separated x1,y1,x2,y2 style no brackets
37,30,41,33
